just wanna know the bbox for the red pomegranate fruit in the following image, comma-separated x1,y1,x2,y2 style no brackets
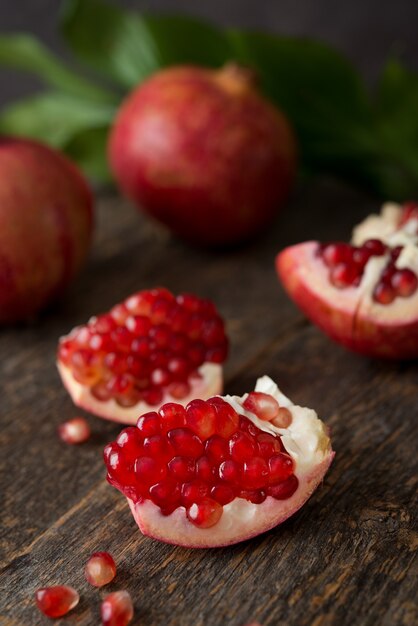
277,202,418,359
108,64,296,246
0,138,93,323
104,376,334,548
57,288,228,422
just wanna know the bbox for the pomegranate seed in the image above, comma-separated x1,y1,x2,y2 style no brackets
219,459,240,483
168,428,204,457
101,590,134,626
136,412,160,436
272,407,293,428
392,269,418,297
373,282,395,304
363,239,386,255
85,552,116,587
196,456,215,481
159,403,186,432
168,456,196,481
181,480,210,505
169,381,191,399
241,457,269,489
330,263,359,288
35,585,79,618
186,399,217,439
243,391,280,421
187,498,223,528
267,475,299,499
58,417,90,444
125,314,151,336
256,433,282,457
208,398,239,437
135,456,166,485
149,479,181,506
229,431,257,462
240,489,267,504
321,242,352,267
211,483,235,504
94,314,118,334
268,454,294,483
205,435,229,462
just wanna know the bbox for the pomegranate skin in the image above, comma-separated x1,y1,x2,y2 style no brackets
0,138,93,323
109,65,296,246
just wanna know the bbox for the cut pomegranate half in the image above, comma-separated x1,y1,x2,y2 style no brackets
57,288,228,423
104,376,334,548
276,202,418,359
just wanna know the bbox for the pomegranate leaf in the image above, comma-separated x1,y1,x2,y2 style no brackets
0,34,115,103
61,0,232,87
65,127,111,182
0,91,115,148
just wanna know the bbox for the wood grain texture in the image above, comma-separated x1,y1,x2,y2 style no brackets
1,179,417,625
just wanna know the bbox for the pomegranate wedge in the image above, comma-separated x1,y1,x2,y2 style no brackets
57,288,228,423
104,376,334,548
277,202,418,359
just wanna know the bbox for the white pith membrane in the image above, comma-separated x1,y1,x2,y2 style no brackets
57,361,223,424
279,203,418,349
128,376,334,548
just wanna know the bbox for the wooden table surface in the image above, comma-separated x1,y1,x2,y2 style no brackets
1,179,417,626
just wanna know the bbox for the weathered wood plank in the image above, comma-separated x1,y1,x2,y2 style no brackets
2,180,416,625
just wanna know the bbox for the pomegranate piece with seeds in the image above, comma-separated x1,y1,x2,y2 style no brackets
276,202,418,359
35,585,79,618
57,288,228,423
58,417,91,444
101,591,134,626
85,551,116,587
104,376,334,548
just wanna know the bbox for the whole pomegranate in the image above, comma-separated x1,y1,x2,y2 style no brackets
0,138,93,323
109,64,296,246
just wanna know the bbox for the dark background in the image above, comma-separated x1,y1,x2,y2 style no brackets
0,0,417,107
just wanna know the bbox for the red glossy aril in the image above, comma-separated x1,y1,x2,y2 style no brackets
186,498,223,528
272,407,292,428
373,282,395,304
85,552,116,587
267,475,299,499
58,417,90,444
101,590,134,626
58,288,228,406
392,269,418,297
330,263,359,288
243,391,280,421
105,396,298,527
35,585,79,618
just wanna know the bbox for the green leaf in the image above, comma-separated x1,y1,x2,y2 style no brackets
372,59,418,198
228,30,377,175
61,0,161,87
0,34,116,103
0,92,116,148
143,14,233,68
65,126,111,183
61,0,232,88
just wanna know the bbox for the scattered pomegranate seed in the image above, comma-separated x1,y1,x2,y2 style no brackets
101,590,134,626
105,396,297,527
58,417,91,444
243,391,280,421
35,585,79,618
85,551,116,587
58,288,228,406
